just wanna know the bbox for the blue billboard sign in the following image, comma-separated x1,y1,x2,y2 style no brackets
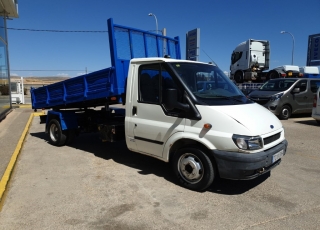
186,28,200,61
307,33,320,66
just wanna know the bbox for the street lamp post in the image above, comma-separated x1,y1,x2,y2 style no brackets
280,31,295,65
148,13,158,34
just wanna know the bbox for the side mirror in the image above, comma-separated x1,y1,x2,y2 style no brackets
163,89,189,111
292,88,300,94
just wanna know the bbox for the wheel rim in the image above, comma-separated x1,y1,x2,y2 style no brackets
178,153,204,184
282,108,289,118
49,123,59,142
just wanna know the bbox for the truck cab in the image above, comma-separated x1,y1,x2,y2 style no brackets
125,57,287,190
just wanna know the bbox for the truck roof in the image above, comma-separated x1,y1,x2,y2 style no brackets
299,66,319,74
130,57,215,65
274,65,300,72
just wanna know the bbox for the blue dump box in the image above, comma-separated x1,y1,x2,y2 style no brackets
30,18,181,110
30,67,124,110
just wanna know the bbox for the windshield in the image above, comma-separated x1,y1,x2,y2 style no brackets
259,79,298,91
168,62,244,101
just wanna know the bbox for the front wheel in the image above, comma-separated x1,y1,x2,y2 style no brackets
172,147,215,191
48,119,67,146
234,71,244,83
279,105,291,120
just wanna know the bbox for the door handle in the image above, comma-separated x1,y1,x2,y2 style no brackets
132,106,137,115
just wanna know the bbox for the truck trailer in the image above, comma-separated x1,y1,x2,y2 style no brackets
31,19,288,191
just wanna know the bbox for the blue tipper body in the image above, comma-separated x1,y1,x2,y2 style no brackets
30,18,181,110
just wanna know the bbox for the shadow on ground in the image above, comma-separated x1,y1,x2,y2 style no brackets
30,130,268,195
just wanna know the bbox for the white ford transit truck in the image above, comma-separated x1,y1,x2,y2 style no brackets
31,19,288,191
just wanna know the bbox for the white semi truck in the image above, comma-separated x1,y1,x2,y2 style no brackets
230,39,301,84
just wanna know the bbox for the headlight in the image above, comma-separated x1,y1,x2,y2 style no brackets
232,134,263,150
270,93,283,102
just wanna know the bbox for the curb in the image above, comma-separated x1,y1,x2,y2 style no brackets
0,112,43,208
12,104,32,109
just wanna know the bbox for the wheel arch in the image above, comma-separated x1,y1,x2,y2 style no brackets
268,69,281,79
235,70,244,76
162,132,216,162
282,103,292,111
46,110,78,132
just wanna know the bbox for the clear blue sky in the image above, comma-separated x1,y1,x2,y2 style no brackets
7,0,320,78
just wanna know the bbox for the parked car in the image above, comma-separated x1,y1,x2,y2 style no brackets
248,78,320,120
312,86,320,125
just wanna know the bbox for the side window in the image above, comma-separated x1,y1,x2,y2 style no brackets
310,80,320,93
231,52,243,65
139,64,160,104
295,80,307,92
138,64,178,104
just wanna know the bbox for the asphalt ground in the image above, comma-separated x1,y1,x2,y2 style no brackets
0,108,319,229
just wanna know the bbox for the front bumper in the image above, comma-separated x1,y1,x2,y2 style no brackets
210,140,288,180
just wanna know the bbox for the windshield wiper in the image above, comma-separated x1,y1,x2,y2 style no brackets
212,95,244,102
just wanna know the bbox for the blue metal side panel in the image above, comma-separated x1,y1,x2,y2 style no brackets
31,67,115,109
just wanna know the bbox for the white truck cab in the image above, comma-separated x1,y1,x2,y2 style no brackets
230,39,270,83
125,57,288,191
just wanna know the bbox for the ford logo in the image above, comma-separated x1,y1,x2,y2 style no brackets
270,125,274,129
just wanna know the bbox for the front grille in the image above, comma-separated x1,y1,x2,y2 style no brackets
264,132,281,145
249,97,270,105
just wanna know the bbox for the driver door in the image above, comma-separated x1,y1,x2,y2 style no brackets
128,63,185,158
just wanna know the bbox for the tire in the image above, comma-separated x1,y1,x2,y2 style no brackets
234,71,244,83
316,120,320,125
268,71,279,80
172,147,215,191
48,119,67,146
279,105,291,120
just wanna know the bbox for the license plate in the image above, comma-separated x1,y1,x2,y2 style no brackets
288,72,292,76
272,149,284,163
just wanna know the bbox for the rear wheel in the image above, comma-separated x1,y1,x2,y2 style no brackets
316,120,320,125
48,119,67,146
172,147,215,191
279,105,291,120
